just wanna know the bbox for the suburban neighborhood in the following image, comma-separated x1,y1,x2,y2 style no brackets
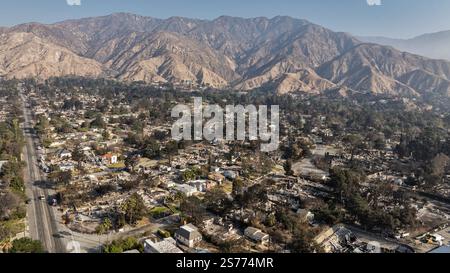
2,77,450,254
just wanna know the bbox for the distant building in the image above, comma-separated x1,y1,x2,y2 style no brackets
59,162,75,172
144,238,183,253
188,180,208,192
49,141,66,148
175,224,202,248
430,234,445,246
174,184,198,197
244,227,270,245
0,160,8,172
224,170,238,180
102,153,118,165
56,149,72,159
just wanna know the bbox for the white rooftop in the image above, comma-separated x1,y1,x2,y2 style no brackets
145,238,183,254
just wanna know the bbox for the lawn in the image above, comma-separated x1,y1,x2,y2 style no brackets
150,206,172,219
108,162,126,169
150,207,170,214
221,181,233,194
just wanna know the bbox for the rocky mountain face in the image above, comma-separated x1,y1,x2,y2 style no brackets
2,13,450,97
0,32,107,79
317,44,450,97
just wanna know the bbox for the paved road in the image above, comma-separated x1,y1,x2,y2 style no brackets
20,93,65,253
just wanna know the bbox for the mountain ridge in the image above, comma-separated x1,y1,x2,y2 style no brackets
358,30,450,61
1,13,450,97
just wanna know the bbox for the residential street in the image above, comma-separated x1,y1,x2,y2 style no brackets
21,93,66,253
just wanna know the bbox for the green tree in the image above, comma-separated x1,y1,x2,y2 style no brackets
204,187,232,214
343,134,365,162
164,140,179,163
90,115,107,129
232,177,245,196
96,218,113,235
9,238,44,253
103,237,142,253
124,155,140,173
120,193,147,225
289,229,322,253
49,171,72,186
143,139,161,159
180,196,206,225
284,159,294,176
72,145,86,170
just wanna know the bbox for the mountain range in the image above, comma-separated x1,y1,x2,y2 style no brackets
359,31,450,62
2,13,450,97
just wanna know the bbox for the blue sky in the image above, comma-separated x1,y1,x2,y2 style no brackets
1,0,450,38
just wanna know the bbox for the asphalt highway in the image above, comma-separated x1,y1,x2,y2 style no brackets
21,93,65,253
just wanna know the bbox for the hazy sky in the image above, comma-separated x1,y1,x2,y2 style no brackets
1,0,450,38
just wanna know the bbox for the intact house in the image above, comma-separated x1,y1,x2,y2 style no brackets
101,153,119,165
244,227,270,245
59,162,75,172
144,238,183,253
187,180,217,192
173,183,198,197
175,224,203,248
56,149,72,159
224,170,238,180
